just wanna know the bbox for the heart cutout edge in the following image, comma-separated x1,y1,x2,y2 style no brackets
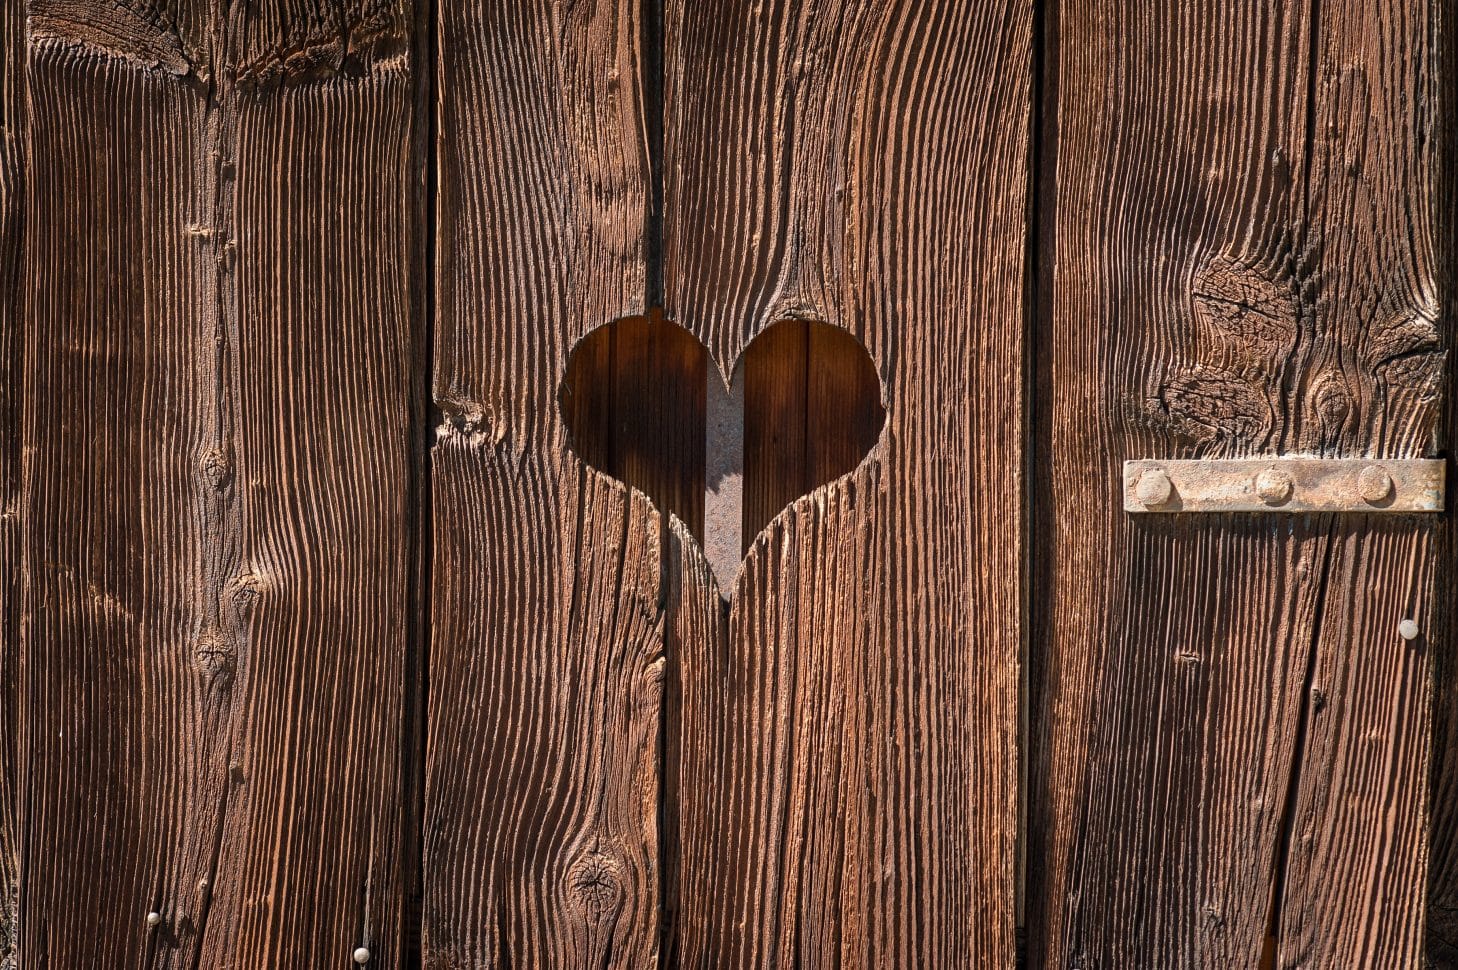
558,312,886,597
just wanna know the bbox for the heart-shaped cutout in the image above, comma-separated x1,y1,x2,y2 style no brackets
560,312,885,594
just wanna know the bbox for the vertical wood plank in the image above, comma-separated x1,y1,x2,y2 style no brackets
21,3,414,964
663,1,1032,964
0,0,23,955
1271,1,1439,964
426,1,663,966
1431,7,1458,950
1029,0,1441,966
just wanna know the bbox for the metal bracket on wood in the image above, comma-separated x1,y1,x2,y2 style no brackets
1124,458,1446,513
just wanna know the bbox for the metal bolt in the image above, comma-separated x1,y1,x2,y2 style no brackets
1254,468,1294,506
1134,467,1174,507
146,911,162,927
1357,465,1393,504
1399,619,1420,641
353,947,372,965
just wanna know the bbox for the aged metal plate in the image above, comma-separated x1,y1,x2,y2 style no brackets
1123,458,1446,513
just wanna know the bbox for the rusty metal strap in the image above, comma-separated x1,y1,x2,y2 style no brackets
1124,458,1446,513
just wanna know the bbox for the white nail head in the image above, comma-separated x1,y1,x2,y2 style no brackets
146,911,162,927
1399,618,1420,641
353,947,372,964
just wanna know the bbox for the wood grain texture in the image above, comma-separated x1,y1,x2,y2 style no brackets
1430,6,1458,961
20,2,414,964
1028,0,1442,966
662,1,1032,964
0,0,23,958
426,1,664,965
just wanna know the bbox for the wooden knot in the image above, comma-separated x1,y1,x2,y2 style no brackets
202,447,234,490
1156,366,1269,444
566,848,625,926
228,573,264,621
192,630,237,681
1190,255,1297,366
435,397,499,448
1309,372,1354,444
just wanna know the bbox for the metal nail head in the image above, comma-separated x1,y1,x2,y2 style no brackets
1135,467,1173,507
1399,619,1420,641
1358,465,1394,504
354,947,372,965
1254,468,1294,506
146,911,162,927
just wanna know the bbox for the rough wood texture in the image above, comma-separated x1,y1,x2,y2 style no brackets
662,1,1032,964
426,1,664,965
1427,7,1458,964
0,0,23,958
20,2,414,964
1028,0,1442,966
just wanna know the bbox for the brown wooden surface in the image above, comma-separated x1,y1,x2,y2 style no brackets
426,0,665,965
1028,0,1442,967
20,1,414,964
1422,10,1457,966
1431,6,1458,955
0,0,22,957
2,0,1452,964
662,1,1032,965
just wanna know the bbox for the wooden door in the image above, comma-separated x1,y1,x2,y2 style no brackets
2,0,1450,967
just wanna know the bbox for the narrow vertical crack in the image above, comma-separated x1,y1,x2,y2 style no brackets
641,0,674,965
404,0,440,961
1262,8,1327,962
1261,527,1336,970
1020,0,1057,965
643,0,665,312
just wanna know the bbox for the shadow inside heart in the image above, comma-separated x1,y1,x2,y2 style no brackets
559,312,885,595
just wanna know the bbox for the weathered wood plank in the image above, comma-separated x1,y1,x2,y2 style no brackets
663,1,1032,964
20,2,414,963
425,1,663,965
1271,2,1440,965
1028,0,1441,965
1432,10,1458,949
0,0,23,956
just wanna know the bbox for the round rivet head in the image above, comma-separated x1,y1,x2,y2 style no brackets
1399,619,1420,641
1254,468,1294,506
1135,467,1174,507
353,947,372,965
146,911,162,927
1358,465,1393,504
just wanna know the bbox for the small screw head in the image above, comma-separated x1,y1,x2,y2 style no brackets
1134,467,1174,507
1254,468,1294,506
1399,619,1420,641
146,911,162,927
1357,465,1393,504
353,947,372,965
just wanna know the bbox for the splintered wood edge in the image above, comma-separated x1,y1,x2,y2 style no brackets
1123,458,1446,513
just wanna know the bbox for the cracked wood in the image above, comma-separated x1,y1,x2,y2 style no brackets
19,0,415,964
661,1,1032,965
1027,0,1441,967
424,0,664,966
0,0,23,958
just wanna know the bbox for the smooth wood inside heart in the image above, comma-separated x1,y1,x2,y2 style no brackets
560,312,884,593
